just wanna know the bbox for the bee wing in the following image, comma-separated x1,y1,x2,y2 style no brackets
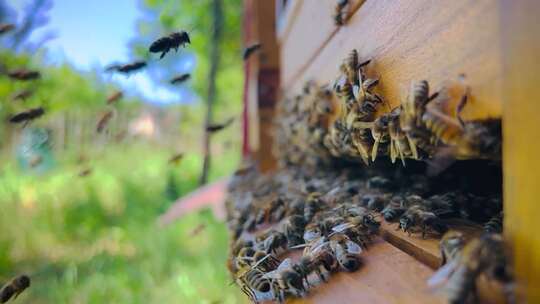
346,240,363,254
303,230,321,242
278,258,292,270
352,85,360,101
426,260,458,289
332,222,354,233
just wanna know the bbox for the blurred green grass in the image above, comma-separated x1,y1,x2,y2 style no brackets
0,144,245,304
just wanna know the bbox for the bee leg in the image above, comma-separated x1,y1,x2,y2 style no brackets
371,136,380,162
456,87,469,127
406,135,419,159
160,51,167,59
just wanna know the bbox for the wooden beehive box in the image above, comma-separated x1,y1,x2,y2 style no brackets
241,0,540,302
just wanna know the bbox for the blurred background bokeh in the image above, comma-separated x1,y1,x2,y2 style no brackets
0,0,245,302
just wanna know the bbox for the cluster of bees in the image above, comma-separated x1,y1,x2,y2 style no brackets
228,48,511,303
274,49,501,171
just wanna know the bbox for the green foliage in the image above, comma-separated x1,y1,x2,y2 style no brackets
0,145,244,304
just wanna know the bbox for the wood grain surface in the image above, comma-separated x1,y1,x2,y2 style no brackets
281,0,502,121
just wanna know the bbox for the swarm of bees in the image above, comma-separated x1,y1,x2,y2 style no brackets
227,49,509,303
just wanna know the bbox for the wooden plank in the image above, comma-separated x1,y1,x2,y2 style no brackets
500,1,540,302
276,0,304,44
283,0,502,120
289,237,445,304
279,0,365,91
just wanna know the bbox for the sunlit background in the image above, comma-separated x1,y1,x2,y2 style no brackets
0,0,245,303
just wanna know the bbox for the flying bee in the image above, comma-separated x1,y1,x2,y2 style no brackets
428,233,513,304
9,107,44,125
170,73,191,85
483,211,503,234
168,153,184,165
106,91,123,105
0,274,30,303
242,43,262,60
10,89,33,102
96,110,114,133
333,0,349,26
105,61,147,74
7,69,40,81
149,31,191,59
189,223,206,237
78,168,92,177
0,23,15,35
206,117,234,133
399,205,448,238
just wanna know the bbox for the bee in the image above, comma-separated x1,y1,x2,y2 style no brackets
96,110,114,133
264,258,307,301
238,267,272,303
399,205,448,238
366,176,393,191
483,211,503,234
78,168,92,177
387,107,411,166
149,31,191,59
333,0,350,26
106,91,123,104
400,80,439,159
189,223,206,237
28,154,43,168
258,231,288,254
329,233,363,272
370,114,390,161
283,214,305,247
0,274,30,303
206,117,234,133
296,241,339,285
0,23,15,35
7,69,40,81
428,233,513,304
170,73,191,84
10,89,33,102
242,43,262,60
105,61,147,74
304,192,324,223
358,193,390,212
168,153,184,165
439,231,466,266
9,107,45,124
381,196,407,222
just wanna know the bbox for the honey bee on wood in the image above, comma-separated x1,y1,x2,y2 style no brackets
399,205,448,238
170,73,191,85
6,69,40,81
106,91,123,105
381,196,407,222
264,258,307,301
206,117,234,133
328,233,363,272
9,107,45,125
242,43,262,60
10,89,33,102
105,61,147,74
149,31,191,59
428,233,514,304
0,23,15,35
333,0,350,26
0,274,30,303
96,110,114,133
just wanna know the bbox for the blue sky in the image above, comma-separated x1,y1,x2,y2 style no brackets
9,0,194,104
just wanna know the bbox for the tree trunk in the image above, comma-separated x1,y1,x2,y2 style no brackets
199,0,224,185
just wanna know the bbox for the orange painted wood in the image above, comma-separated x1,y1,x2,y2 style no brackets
500,1,540,302
289,237,445,304
283,0,502,121
279,0,365,91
